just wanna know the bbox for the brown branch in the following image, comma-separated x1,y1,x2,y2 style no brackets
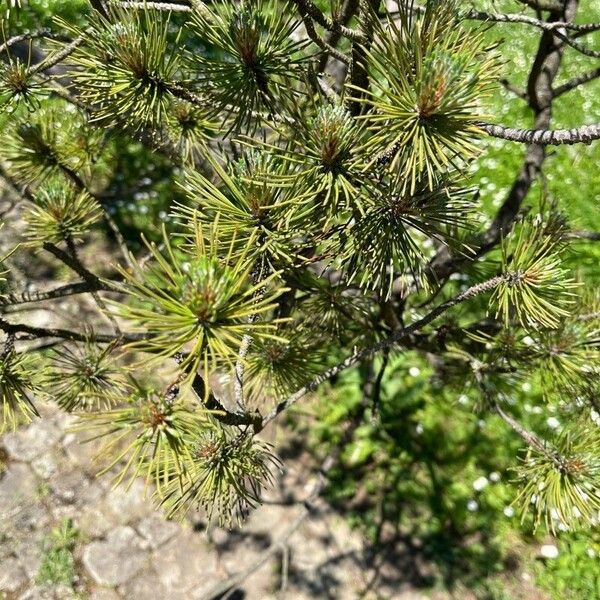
500,78,528,100
0,317,145,344
290,0,365,42
27,35,86,77
297,8,351,65
317,0,360,73
0,30,70,55
553,67,600,97
0,280,108,308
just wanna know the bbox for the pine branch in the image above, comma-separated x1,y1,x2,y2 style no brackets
317,0,360,72
562,230,600,241
430,0,578,279
114,1,194,11
297,8,351,66
1,281,107,307
466,10,599,33
478,121,600,145
258,275,507,431
290,0,365,42
200,369,372,599
0,30,70,55
554,67,600,97
27,35,86,77
0,317,145,344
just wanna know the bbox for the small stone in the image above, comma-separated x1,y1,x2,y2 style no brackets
82,526,148,586
78,507,115,539
103,479,151,525
2,419,62,462
49,470,103,506
14,532,45,579
540,544,560,559
30,453,60,479
0,463,38,521
153,533,216,593
0,556,27,592
137,515,179,549
119,569,173,600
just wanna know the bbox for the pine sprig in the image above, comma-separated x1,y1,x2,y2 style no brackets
111,221,288,378
24,182,102,245
515,428,600,533
492,218,579,330
160,427,280,526
352,1,499,193
175,151,308,268
187,0,308,132
42,339,126,412
62,8,182,129
74,382,205,492
0,349,40,433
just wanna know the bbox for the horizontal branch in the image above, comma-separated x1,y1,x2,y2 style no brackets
466,10,599,33
478,121,600,145
114,1,194,11
27,35,86,77
0,29,70,55
0,317,146,344
0,280,107,307
466,10,600,58
554,68,600,97
563,230,600,241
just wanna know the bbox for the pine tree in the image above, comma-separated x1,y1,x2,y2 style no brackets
1,0,599,556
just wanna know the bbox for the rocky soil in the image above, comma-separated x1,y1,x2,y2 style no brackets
0,400,436,600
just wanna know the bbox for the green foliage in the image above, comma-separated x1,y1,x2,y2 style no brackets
0,1,599,594
269,103,370,218
0,55,41,109
160,426,280,526
245,329,326,405
188,0,308,132
5,105,94,186
515,428,600,533
340,179,474,297
74,379,205,491
35,518,78,587
535,531,600,600
42,339,124,411
24,182,102,245
0,349,39,433
63,7,182,130
176,151,307,269
354,1,499,193
112,221,287,377
493,217,578,329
